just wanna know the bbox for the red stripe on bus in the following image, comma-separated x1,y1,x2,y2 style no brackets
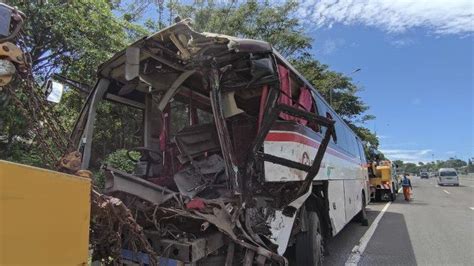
265,132,361,165
266,132,319,147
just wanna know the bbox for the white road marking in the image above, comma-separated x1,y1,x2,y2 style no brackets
345,201,392,266
469,207,474,210
443,189,450,194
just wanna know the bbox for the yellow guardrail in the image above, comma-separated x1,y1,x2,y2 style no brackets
0,160,91,265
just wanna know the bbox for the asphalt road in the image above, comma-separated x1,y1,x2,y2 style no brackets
323,176,474,266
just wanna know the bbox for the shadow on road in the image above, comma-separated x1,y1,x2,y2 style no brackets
359,211,417,266
322,210,380,266
321,198,417,266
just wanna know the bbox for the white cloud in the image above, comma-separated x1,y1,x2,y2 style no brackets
299,0,474,35
381,148,433,163
320,38,346,54
390,38,414,47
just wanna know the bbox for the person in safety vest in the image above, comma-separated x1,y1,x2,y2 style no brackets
401,174,412,201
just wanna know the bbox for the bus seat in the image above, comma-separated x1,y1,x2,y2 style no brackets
173,123,221,164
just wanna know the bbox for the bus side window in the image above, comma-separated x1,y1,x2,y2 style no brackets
307,97,324,133
333,116,359,156
326,111,338,144
306,92,320,132
346,129,358,156
337,117,351,150
314,94,330,135
357,141,366,162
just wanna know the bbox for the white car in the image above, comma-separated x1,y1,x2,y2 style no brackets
438,168,459,186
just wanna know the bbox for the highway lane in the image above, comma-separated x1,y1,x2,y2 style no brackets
323,176,474,266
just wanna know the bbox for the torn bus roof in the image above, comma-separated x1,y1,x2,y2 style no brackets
97,19,272,80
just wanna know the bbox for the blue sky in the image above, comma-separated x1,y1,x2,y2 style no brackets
299,0,473,163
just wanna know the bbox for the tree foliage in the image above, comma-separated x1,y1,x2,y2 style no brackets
395,158,469,174
10,0,136,81
1,0,381,169
468,159,474,173
172,0,311,57
0,0,147,168
291,57,378,147
93,149,140,189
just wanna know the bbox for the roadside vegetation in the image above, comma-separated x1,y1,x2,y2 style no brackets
394,158,474,174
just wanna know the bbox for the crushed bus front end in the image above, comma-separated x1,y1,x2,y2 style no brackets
72,19,336,264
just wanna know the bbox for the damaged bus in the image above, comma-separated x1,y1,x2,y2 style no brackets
71,19,369,265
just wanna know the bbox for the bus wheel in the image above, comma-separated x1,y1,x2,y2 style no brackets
296,211,323,266
356,193,369,226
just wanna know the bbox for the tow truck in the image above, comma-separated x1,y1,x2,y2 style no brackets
367,149,399,201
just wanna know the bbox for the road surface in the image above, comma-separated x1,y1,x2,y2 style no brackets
323,176,474,266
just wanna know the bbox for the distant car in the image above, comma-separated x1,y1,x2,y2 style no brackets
438,168,459,186
420,172,429,179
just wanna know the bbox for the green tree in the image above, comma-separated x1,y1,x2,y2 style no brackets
0,0,146,167
393,160,404,167
444,158,467,169
172,0,311,57
93,149,140,189
404,163,418,174
9,0,138,81
468,159,474,173
292,57,377,147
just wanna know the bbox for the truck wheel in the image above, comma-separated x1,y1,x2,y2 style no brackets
355,193,369,226
375,190,381,201
296,211,323,266
391,183,397,201
390,192,396,201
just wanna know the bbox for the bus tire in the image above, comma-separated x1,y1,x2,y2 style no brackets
356,192,369,226
296,211,323,266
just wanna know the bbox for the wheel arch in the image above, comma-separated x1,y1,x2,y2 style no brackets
304,181,332,239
